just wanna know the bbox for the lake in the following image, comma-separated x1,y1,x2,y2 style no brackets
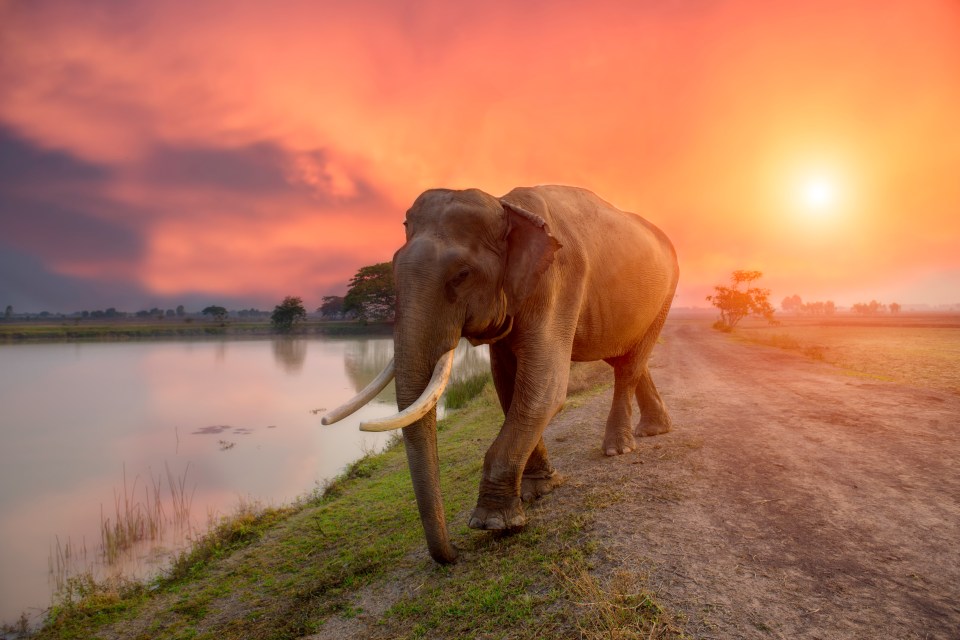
0,336,489,626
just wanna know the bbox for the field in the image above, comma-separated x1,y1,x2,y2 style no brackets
0,318,393,342
733,312,960,395
20,313,960,639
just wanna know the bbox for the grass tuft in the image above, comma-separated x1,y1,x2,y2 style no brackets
443,372,492,409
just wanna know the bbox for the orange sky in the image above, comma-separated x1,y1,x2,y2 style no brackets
2,0,959,311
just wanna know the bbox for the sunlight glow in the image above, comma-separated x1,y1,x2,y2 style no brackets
801,177,837,213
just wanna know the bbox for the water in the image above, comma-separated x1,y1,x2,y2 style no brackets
0,336,488,625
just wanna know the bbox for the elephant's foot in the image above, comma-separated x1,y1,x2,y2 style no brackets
521,470,565,503
603,432,636,456
635,416,672,438
468,496,526,531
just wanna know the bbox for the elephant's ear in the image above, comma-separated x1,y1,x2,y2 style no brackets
500,200,562,308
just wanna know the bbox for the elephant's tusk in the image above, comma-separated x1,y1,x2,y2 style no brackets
321,358,396,425
359,349,455,432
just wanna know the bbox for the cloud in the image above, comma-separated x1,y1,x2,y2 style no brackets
2,0,959,310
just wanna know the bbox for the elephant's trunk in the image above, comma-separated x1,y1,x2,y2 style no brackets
394,341,458,563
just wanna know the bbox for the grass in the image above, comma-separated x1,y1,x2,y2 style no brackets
443,372,492,409
0,319,393,342
28,362,681,640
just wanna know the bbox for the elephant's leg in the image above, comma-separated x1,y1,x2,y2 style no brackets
469,352,569,531
520,436,564,502
633,300,673,438
635,364,672,437
602,353,642,456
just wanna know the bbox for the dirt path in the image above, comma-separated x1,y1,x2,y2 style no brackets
540,317,960,639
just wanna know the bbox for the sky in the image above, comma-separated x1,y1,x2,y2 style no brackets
2,0,959,313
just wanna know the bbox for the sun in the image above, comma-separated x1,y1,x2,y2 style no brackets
799,176,837,214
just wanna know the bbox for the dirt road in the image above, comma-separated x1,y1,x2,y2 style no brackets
542,317,960,638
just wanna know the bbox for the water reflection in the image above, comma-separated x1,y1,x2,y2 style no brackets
0,335,491,626
272,337,308,373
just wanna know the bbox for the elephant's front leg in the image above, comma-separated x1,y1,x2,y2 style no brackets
469,356,568,531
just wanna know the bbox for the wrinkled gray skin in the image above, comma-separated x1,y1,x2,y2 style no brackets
393,185,678,563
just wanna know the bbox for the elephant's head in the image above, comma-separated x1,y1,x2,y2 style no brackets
323,188,560,563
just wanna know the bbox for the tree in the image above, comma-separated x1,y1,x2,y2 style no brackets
781,294,803,314
706,270,777,331
202,305,228,322
176,305,185,317
271,295,307,331
343,262,396,321
889,302,902,314
852,300,886,315
318,295,346,319
3,305,11,320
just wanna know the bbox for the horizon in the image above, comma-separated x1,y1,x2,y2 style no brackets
2,1,959,313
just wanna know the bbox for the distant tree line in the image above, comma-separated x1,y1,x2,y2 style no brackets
782,295,902,315
851,300,901,315
780,295,836,316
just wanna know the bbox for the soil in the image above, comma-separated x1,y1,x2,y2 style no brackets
314,316,960,639
545,317,960,639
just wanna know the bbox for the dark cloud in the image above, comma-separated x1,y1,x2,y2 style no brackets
0,247,138,312
142,141,293,194
0,127,144,263
0,246,273,314
0,125,108,187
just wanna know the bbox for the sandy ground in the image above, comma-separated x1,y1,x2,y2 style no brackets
313,317,960,639
541,317,960,639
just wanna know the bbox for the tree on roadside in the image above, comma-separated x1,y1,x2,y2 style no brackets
271,295,307,332
706,270,777,331
343,262,395,322
202,305,228,322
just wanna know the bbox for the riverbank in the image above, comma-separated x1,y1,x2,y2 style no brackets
29,361,646,640
0,319,393,343
22,316,960,638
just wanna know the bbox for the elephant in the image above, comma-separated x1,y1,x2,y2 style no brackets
323,185,679,563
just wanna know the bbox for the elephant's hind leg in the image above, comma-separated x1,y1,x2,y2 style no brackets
602,354,642,456
635,364,672,437
633,300,673,438
521,436,565,502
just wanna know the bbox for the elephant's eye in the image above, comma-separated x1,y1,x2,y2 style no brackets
451,267,470,287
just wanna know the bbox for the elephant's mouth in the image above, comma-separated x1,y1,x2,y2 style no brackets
466,314,513,346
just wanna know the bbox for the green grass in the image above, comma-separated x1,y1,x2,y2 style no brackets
30,365,681,639
0,319,393,342
443,372,492,409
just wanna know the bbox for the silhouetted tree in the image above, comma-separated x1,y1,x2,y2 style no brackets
3,305,11,320
271,296,307,332
343,262,395,322
706,270,777,331
318,295,346,319
889,302,902,314
176,305,186,317
202,305,228,322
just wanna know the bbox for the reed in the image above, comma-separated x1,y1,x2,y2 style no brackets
98,463,196,565
48,535,87,593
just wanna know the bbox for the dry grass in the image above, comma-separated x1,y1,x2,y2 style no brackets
553,565,686,639
737,319,960,394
